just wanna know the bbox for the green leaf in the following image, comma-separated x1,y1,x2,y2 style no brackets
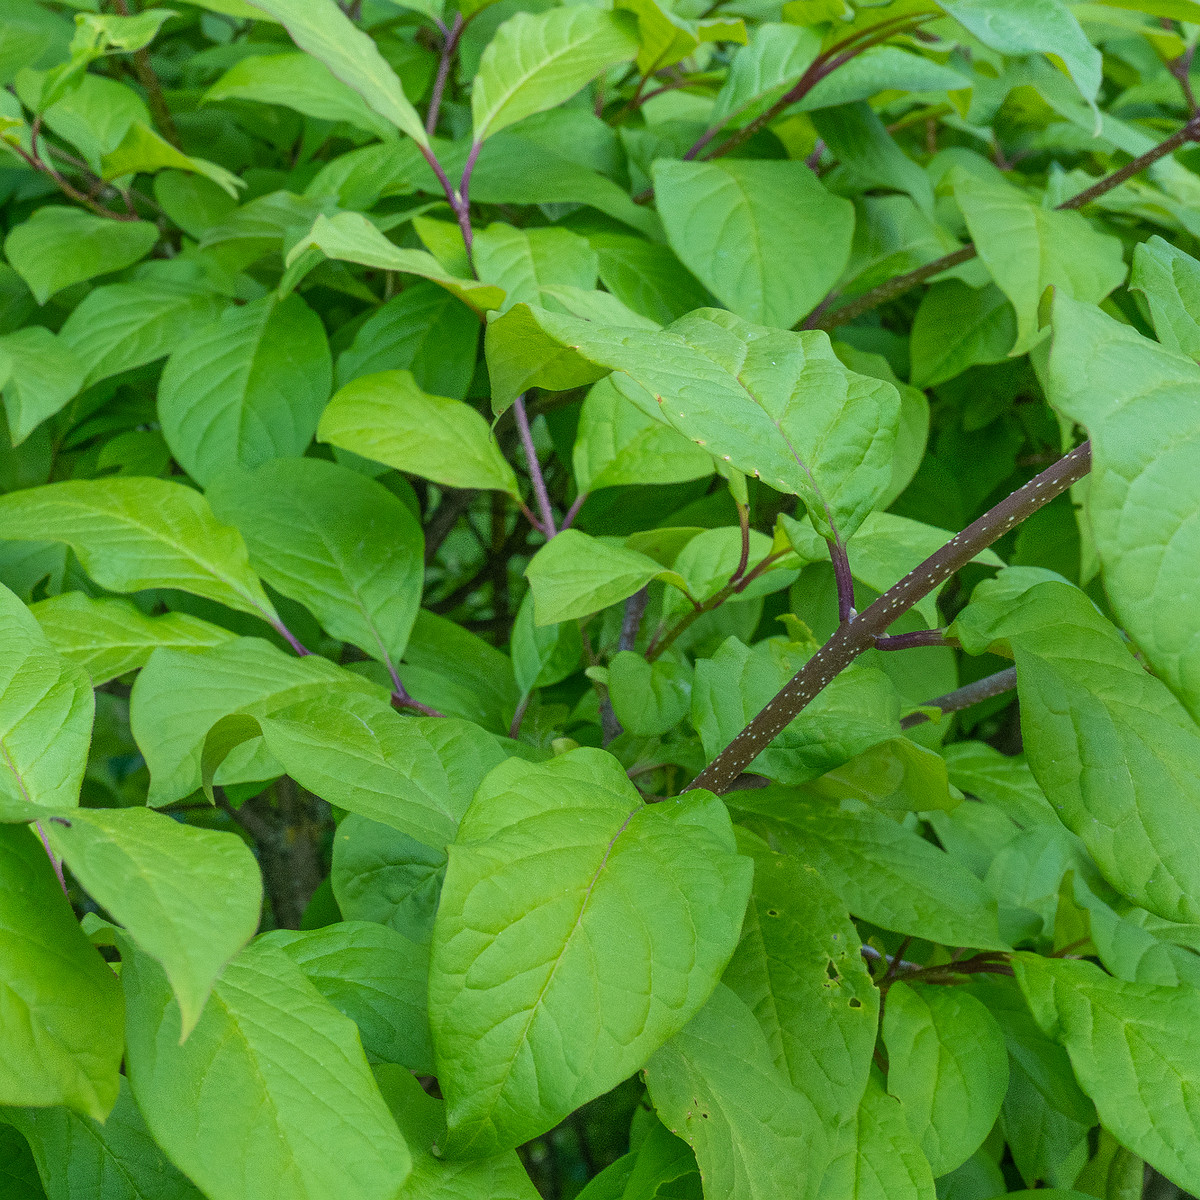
16,69,148,169
208,457,424,669
0,824,123,1120
430,748,752,1156
486,306,900,541
953,170,1125,355
332,813,447,945
572,376,713,493
121,937,412,1200
693,637,899,784
796,46,970,112
474,222,598,311
724,833,879,1124
937,0,1101,104
241,0,429,147
318,369,518,496
373,1063,542,1199
1046,295,1200,723
1130,234,1200,358
100,122,243,199
710,23,821,130
608,650,692,737
3,207,158,305
4,1077,204,1200
644,983,828,1200
471,8,638,143
813,103,934,216
729,788,1008,949
653,159,853,330
812,737,961,815
589,232,710,326
957,578,1200,923
818,1074,936,1200
0,583,92,822
941,742,1057,828
0,1124,43,1200
0,478,279,624
45,806,261,1038
909,282,1016,389
510,590,583,697
30,592,235,687
260,921,433,1073
130,637,380,807
335,282,479,400
158,293,332,486
289,210,527,314
524,529,668,625
258,691,509,846
1014,953,1200,1196
618,0,745,73
882,981,1009,1177
0,327,84,445
58,280,227,390
205,52,396,138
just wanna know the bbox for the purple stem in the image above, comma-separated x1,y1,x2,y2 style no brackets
35,821,68,897
899,666,1018,730
829,536,855,625
874,629,950,651
514,394,557,537
561,491,589,531
271,619,310,657
426,13,464,137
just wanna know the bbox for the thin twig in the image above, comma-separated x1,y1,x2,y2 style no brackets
426,13,464,137
689,443,1092,794
899,666,1018,730
560,491,588,531
874,629,951,651
269,619,310,657
619,587,649,652
34,821,69,898
514,394,556,537
829,535,855,625
111,0,182,149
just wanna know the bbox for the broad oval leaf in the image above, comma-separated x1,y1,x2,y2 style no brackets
260,921,433,1073
258,691,509,846
882,981,1009,1176
0,478,279,624
158,293,332,486
58,279,226,390
472,8,638,143
130,637,382,807
30,592,235,687
1015,953,1200,1196
653,158,854,330
0,823,124,1120
429,748,752,1157
1046,295,1200,723
953,578,1200,924
730,788,1009,950
4,1076,204,1200
121,937,412,1200
318,369,518,496
0,326,85,445
723,833,879,1125
0,582,92,821
45,806,262,1038
524,529,668,625
486,305,900,541
242,0,429,146
644,983,828,1200
3,207,158,304
207,457,424,669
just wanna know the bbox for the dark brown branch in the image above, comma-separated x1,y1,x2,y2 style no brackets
813,114,1200,330
689,443,1091,794
899,666,1018,730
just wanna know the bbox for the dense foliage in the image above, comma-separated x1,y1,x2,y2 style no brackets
3,0,1200,1197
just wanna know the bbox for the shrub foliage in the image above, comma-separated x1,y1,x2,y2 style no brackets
1,0,1200,1197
